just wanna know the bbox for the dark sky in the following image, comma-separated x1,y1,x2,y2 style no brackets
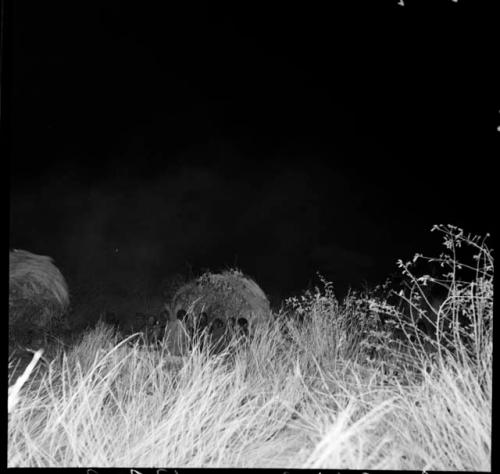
6,2,497,303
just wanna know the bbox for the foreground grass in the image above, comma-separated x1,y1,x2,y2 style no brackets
8,225,492,469
8,321,491,469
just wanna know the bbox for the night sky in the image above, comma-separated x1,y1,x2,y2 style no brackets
6,2,497,305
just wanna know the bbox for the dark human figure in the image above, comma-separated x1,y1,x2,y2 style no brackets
177,309,187,321
207,318,225,352
237,317,249,337
199,311,209,330
105,311,120,328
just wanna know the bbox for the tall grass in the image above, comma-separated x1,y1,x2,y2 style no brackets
8,225,492,469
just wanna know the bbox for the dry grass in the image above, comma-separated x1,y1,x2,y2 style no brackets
8,225,492,469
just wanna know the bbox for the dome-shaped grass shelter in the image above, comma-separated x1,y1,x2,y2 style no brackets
9,249,70,346
163,269,271,353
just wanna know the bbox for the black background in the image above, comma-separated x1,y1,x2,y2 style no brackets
6,1,497,304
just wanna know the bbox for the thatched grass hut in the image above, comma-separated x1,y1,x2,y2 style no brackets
9,249,70,345
163,269,271,352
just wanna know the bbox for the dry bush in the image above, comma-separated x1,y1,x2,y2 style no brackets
281,224,493,390
366,225,493,372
